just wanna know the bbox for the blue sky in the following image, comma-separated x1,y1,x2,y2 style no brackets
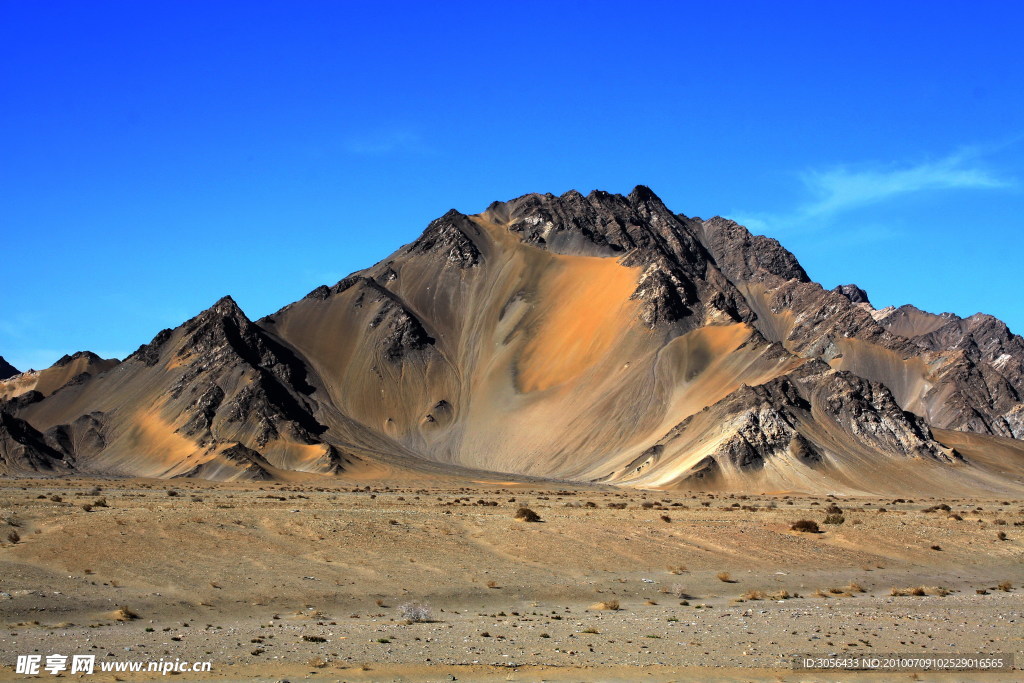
2,1,1022,371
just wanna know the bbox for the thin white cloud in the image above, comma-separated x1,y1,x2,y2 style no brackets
343,127,427,155
730,149,1014,235
798,152,1010,219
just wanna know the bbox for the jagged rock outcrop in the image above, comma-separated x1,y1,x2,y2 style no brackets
6,186,1023,493
0,357,19,381
0,411,71,474
833,284,871,305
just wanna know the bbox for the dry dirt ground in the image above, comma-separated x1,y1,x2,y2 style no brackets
0,478,1022,681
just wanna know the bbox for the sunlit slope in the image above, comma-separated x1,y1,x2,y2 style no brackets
0,352,119,402
4,186,1024,493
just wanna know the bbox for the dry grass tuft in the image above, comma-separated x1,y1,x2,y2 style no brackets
112,606,139,621
891,586,949,597
514,507,541,523
397,602,432,622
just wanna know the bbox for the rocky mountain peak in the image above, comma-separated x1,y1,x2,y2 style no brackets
7,186,1024,493
832,284,871,305
0,356,19,381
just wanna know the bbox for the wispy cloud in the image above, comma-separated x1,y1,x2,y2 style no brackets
343,127,428,155
730,149,1014,237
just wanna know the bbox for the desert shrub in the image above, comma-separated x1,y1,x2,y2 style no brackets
6,531,19,544
81,503,93,512
398,602,432,622
113,606,139,620
660,515,672,523
716,572,733,583
891,586,947,596
930,544,942,551
823,514,845,525
791,519,820,533
997,531,1008,541
514,507,541,522
666,584,690,599
50,495,62,502
997,581,1013,592
166,490,178,497
93,497,108,508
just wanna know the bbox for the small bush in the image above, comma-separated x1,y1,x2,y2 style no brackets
891,586,948,597
303,635,327,643
514,507,541,523
716,572,734,583
997,581,1013,592
81,503,93,512
93,497,108,508
791,519,820,533
113,606,139,621
7,531,19,544
397,602,432,622
996,531,1008,541
823,514,845,525
660,515,672,523
666,584,690,599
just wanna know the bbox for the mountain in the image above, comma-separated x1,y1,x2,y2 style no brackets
0,351,120,402
0,356,20,381
4,187,1024,493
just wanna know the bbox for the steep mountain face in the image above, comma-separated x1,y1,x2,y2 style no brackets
4,187,1024,493
0,357,19,381
0,351,119,402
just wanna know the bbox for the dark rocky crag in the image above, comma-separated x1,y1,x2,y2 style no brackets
0,357,19,381
3,187,1023,493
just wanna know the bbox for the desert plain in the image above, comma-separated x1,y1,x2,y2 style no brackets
0,476,1021,682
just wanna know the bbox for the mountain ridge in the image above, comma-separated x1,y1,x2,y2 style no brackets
3,186,1023,493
